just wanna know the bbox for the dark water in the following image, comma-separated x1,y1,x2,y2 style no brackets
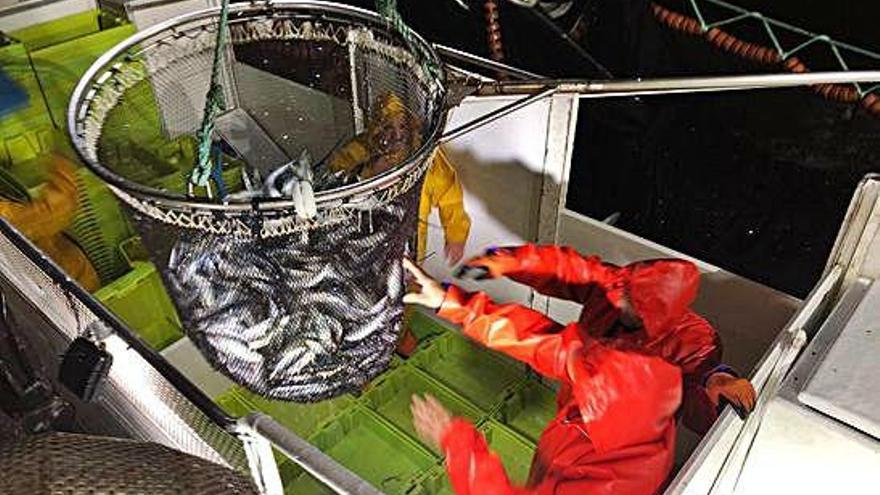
347,0,880,297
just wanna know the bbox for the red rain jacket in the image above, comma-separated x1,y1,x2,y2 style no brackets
436,245,722,495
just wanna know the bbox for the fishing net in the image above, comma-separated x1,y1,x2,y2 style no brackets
68,1,446,401
0,432,257,494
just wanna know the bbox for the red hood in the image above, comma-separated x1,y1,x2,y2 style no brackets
621,259,700,340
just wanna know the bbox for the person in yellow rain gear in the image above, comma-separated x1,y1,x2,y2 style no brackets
0,152,100,292
328,93,471,355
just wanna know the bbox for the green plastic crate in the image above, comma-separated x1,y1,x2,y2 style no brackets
234,386,356,438
94,261,183,350
10,10,100,50
404,422,536,492
284,407,436,495
410,333,523,412
362,365,483,453
495,380,558,443
481,420,536,486
406,308,451,342
404,466,454,495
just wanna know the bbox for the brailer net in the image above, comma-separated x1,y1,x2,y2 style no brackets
69,1,446,401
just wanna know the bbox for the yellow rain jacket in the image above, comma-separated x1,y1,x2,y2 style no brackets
328,94,470,261
0,156,100,292
416,148,470,261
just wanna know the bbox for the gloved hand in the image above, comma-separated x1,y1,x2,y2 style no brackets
454,247,514,280
706,372,756,418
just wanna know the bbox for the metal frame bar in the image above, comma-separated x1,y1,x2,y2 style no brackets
0,219,233,428
441,70,880,142
468,71,880,97
433,43,544,80
665,265,843,494
440,86,557,142
240,414,384,495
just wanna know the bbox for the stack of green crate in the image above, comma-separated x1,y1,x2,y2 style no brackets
210,315,561,495
0,18,135,169
94,260,184,350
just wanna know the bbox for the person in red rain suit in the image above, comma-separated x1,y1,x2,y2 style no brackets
403,245,755,495
461,245,756,433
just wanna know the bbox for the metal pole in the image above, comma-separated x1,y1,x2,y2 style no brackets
433,43,544,80
469,71,880,98
240,413,384,495
520,3,614,78
441,86,557,142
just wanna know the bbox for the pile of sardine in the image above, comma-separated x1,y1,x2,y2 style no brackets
164,187,419,401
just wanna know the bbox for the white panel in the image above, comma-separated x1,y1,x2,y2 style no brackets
161,337,234,398
127,0,215,30
421,96,554,306
734,399,880,495
0,0,95,32
799,280,880,440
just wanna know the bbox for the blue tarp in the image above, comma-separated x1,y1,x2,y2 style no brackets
0,69,28,119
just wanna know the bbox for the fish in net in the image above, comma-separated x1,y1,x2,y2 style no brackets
162,186,419,400
69,3,447,402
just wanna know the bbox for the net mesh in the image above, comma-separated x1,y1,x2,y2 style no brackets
0,432,257,494
0,222,249,472
70,2,445,402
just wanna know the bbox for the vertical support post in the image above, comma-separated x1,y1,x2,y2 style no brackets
347,32,365,134
236,422,284,495
530,94,579,314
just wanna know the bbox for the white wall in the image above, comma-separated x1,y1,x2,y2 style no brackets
420,96,570,307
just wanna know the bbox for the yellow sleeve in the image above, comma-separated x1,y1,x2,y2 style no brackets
328,136,370,173
0,155,79,240
426,148,471,244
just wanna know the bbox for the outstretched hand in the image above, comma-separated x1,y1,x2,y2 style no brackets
411,394,452,450
455,247,508,281
402,258,445,309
